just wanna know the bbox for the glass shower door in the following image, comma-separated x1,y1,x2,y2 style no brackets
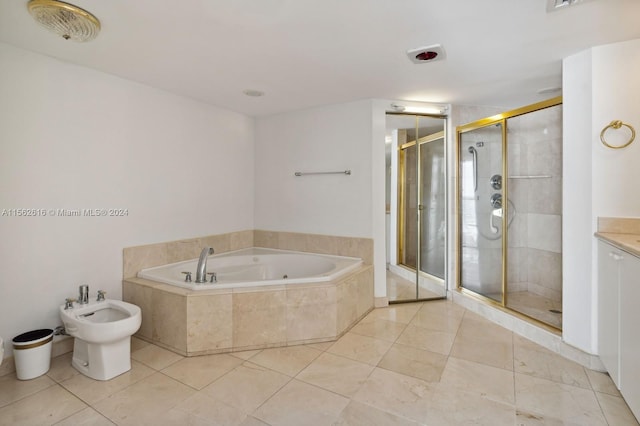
387,113,446,302
418,133,446,299
459,123,505,303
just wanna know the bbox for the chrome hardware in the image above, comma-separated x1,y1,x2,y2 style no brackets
78,285,89,305
207,272,217,283
54,325,68,336
195,247,214,283
181,271,192,282
64,298,76,310
96,290,106,301
468,146,478,192
490,174,502,190
490,193,502,209
294,170,351,177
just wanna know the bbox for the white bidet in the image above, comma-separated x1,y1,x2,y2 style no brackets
59,299,141,380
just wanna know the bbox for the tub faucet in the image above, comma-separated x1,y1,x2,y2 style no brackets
195,247,214,283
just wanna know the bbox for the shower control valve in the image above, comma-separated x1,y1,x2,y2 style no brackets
490,174,502,190
490,193,502,209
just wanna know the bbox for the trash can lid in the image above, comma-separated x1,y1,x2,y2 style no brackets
13,329,53,343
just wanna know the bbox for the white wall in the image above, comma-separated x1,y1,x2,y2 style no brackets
254,99,390,299
563,38,640,353
254,100,374,237
0,43,254,358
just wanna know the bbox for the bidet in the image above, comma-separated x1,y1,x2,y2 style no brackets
59,299,141,380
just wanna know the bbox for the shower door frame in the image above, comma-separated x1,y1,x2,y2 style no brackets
454,96,562,328
394,114,447,303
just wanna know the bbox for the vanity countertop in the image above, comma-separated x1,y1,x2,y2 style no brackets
595,232,640,258
595,217,640,258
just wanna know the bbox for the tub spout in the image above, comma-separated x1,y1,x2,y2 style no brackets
195,247,214,283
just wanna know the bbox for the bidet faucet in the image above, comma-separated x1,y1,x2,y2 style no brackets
195,247,214,283
78,285,89,305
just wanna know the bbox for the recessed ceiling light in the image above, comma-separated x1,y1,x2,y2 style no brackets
406,44,446,64
243,89,264,97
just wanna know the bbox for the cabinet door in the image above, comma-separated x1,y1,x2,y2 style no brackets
620,253,640,419
597,241,621,387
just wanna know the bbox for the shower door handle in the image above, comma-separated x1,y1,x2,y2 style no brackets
468,146,478,192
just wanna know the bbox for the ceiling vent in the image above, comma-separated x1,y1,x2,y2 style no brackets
406,45,446,64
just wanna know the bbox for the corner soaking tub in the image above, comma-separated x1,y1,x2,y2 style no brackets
137,247,363,290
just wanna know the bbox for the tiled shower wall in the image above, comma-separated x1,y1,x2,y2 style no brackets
507,104,563,302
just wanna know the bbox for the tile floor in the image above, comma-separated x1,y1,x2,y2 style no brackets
386,271,442,302
1,300,638,425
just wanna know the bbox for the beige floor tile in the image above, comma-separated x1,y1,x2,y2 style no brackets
377,343,447,383
60,360,155,405
239,416,270,426
349,318,407,342
0,371,54,408
333,400,420,425
514,334,591,389
327,332,393,366
296,352,374,397
515,410,565,425
395,324,456,356
167,392,249,426
409,301,465,333
249,345,322,377
450,313,514,370
352,367,436,423
0,385,86,426
438,356,515,405
459,310,513,342
131,336,150,352
596,391,640,426
585,368,621,396
253,379,349,426
426,388,516,426
130,344,184,370
47,353,81,383
230,349,262,361
92,372,196,425
360,303,422,325
514,373,607,425
202,362,290,413
54,407,115,425
161,353,243,389
304,341,334,351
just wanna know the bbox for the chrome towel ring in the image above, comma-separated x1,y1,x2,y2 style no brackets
600,120,635,149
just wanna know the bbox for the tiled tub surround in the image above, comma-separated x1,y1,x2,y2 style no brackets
123,230,374,356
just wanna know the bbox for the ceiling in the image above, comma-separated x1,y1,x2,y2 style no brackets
1,0,639,117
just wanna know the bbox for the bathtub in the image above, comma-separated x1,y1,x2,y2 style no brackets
137,247,363,290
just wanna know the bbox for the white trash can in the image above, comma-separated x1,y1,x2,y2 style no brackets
12,329,53,380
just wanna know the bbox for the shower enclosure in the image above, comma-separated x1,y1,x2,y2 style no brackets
386,113,447,302
456,98,563,329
